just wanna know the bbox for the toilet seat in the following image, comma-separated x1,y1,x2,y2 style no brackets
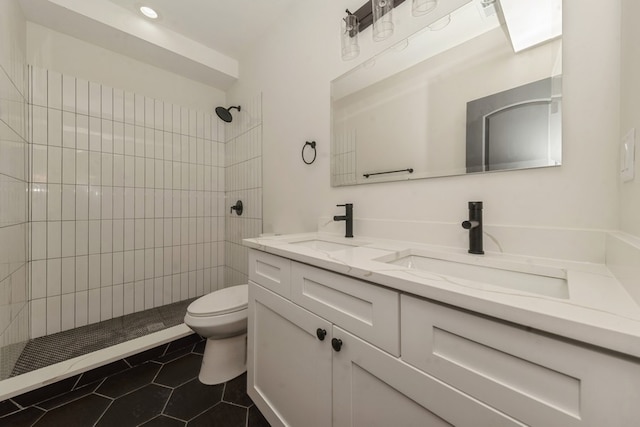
187,284,248,317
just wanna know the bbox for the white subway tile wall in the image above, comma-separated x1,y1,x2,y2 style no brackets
0,0,29,379
224,94,263,286
28,66,228,339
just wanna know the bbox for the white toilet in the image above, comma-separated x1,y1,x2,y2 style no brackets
184,284,249,385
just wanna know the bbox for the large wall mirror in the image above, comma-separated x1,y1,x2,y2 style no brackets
331,0,562,186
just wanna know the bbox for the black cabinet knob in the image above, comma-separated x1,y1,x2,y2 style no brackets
316,328,327,341
331,338,343,352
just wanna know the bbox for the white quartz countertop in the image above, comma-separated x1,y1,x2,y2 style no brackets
243,232,640,358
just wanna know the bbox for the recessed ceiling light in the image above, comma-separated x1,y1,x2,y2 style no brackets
139,6,158,19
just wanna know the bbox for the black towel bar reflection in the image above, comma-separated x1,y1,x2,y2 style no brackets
363,168,413,178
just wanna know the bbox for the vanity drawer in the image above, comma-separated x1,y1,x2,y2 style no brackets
401,295,640,427
291,261,399,356
249,250,291,298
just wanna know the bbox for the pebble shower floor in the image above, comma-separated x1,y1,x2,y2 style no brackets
7,298,194,377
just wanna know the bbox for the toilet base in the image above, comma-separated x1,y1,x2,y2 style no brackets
198,333,247,385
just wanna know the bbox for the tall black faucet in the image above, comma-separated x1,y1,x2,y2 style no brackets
461,201,484,255
333,204,353,238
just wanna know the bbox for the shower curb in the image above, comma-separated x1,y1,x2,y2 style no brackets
0,324,192,402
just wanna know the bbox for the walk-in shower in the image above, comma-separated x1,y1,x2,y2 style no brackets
0,70,264,403
0,65,230,391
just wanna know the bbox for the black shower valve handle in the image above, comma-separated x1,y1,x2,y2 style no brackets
230,200,243,216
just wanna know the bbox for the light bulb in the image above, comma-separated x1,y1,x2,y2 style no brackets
140,6,158,19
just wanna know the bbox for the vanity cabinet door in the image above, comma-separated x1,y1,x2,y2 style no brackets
248,283,332,427
401,295,640,427
290,261,400,356
332,326,521,427
249,249,292,298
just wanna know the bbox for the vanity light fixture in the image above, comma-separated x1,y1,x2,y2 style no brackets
139,6,158,19
345,0,405,35
341,10,361,61
372,0,395,41
341,0,438,56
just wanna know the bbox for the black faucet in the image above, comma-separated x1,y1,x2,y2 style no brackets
333,204,353,238
461,201,484,255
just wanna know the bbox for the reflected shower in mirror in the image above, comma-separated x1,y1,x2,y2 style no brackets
331,0,562,186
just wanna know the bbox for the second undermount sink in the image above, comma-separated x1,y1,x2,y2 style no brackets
378,250,569,299
289,239,359,252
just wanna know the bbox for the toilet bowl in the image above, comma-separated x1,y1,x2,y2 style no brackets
184,284,248,385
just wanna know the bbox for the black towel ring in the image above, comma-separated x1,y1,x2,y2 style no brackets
302,141,317,165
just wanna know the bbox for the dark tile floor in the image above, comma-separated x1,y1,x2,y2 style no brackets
0,334,270,427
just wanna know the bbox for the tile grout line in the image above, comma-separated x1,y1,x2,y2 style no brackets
91,394,114,427
186,399,223,424
157,384,174,419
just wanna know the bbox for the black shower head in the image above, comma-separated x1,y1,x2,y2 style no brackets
215,105,241,123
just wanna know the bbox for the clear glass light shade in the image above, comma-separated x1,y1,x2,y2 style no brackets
341,14,360,61
412,0,438,16
372,0,394,42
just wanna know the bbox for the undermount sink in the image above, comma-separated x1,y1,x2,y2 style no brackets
289,239,358,252
379,251,569,299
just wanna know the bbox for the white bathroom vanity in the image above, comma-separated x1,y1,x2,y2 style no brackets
243,233,640,427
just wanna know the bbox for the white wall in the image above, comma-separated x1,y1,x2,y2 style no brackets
229,0,621,239
620,0,640,239
26,23,225,112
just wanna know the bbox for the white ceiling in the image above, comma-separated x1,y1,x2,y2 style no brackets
18,0,298,89
106,0,295,58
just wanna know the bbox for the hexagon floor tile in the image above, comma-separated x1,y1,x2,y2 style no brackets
0,334,271,427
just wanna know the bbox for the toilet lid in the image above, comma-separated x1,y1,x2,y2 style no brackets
187,284,248,317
